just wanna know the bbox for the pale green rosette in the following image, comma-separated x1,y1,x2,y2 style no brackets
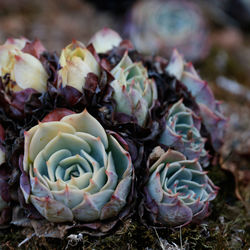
21,110,133,223
110,52,157,127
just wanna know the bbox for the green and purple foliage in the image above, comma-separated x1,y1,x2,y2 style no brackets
145,147,218,227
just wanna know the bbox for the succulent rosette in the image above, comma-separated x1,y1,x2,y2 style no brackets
144,147,218,227
89,28,122,54
159,99,209,167
110,52,157,127
126,0,208,61
0,37,49,119
21,110,133,224
166,49,227,150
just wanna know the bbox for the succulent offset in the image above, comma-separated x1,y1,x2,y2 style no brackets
145,147,218,227
58,40,100,92
159,99,209,167
0,38,48,93
110,52,157,127
166,49,227,150
21,110,133,222
89,28,122,54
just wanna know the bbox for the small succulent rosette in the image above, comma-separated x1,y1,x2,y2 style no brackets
0,124,11,227
159,99,210,167
55,35,117,110
20,109,134,232
110,52,157,127
126,0,208,61
143,147,218,227
89,28,123,54
57,40,100,94
166,49,227,150
0,38,49,119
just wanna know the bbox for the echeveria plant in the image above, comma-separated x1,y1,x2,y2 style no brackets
0,38,48,93
58,41,100,92
159,99,209,167
126,0,208,61
89,28,122,54
110,52,157,127
21,110,133,223
144,147,218,227
166,49,227,150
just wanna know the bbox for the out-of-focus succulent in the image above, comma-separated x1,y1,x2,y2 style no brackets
21,110,133,223
0,38,48,93
159,99,209,167
110,52,157,127
126,0,208,61
145,147,218,227
166,49,227,150
89,28,122,54
58,41,100,93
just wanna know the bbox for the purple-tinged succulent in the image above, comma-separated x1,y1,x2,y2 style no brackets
21,110,133,223
110,52,157,127
165,49,227,150
58,40,100,93
0,38,49,120
144,147,218,227
159,99,209,167
126,0,208,61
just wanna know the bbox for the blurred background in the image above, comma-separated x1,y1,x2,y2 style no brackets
0,0,249,208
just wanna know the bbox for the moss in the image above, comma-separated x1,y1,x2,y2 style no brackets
1,165,249,249
197,47,250,87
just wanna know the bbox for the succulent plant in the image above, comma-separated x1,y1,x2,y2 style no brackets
126,0,208,61
110,52,157,127
58,41,100,93
21,110,133,223
159,99,209,167
165,49,227,150
89,28,122,54
144,147,218,227
0,38,48,93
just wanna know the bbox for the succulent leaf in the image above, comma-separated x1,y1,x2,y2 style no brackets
159,99,209,167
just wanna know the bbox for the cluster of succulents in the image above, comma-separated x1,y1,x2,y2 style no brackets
0,28,224,236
